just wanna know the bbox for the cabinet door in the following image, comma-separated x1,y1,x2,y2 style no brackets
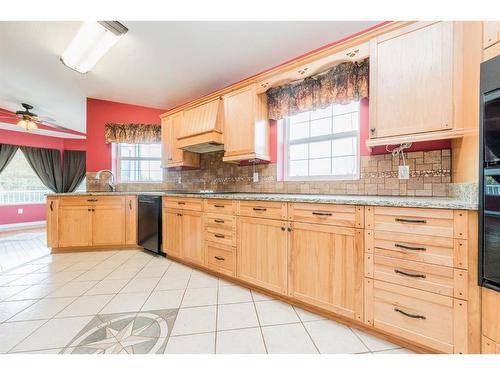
161,116,172,166
181,210,205,266
46,197,59,248
170,112,185,165
483,21,500,49
370,21,454,138
289,221,364,321
162,208,183,258
125,196,137,245
58,205,92,248
92,204,126,246
237,217,288,294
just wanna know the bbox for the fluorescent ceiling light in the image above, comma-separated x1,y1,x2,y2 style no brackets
61,21,128,74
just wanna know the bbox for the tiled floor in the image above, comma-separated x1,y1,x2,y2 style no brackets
0,236,415,354
0,230,49,273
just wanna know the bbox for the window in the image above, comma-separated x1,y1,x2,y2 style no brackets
0,149,49,204
282,101,360,181
116,143,162,182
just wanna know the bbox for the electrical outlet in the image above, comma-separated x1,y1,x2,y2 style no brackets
17,208,23,214
177,176,182,184
398,165,410,180
253,172,259,182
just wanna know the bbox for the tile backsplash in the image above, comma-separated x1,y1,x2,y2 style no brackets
88,149,452,197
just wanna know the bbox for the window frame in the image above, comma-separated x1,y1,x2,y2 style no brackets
115,143,163,183
282,102,361,182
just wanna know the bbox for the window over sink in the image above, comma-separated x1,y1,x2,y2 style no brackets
116,143,162,183
280,101,360,181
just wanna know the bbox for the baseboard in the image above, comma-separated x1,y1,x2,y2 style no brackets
0,220,46,231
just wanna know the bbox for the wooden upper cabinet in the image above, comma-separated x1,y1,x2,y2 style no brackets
58,205,93,248
483,21,500,49
161,113,200,169
369,22,455,140
222,84,270,163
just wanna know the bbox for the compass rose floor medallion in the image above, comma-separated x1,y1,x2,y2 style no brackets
60,309,178,354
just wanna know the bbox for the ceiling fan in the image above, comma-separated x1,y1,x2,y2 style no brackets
0,103,72,132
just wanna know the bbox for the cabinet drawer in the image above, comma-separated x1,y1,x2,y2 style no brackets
367,280,466,353
365,254,467,299
204,199,236,214
205,226,236,246
365,229,468,268
237,200,287,220
163,197,203,211
59,196,125,206
366,206,464,238
288,202,363,228
204,213,236,232
206,242,235,277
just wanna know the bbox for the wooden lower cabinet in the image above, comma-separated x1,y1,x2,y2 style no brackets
482,336,500,354
58,205,93,248
92,204,126,246
482,287,500,353
162,208,183,258
236,216,288,294
181,210,204,266
125,196,138,245
46,197,59,248
289,221,364,321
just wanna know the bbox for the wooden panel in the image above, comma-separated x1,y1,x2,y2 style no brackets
57,205,92,248
288,202,363,228
482,287,500,344
237,200,287,220
236,216,288,294
162,208,182,258
163,197,203,211
364,278,374,325
203,199,236,214
204,213,236,232
372,206,455,238
59,196,125,207
46,197,59,248
289,221,364,321
178,98,222,139
162,113,200,168
92,204,126,246
483,21,500,49
125,196,137,245
370,21,454,139
482,335,500,354
181,210,204,266
206,242,236,277
205,226,235,247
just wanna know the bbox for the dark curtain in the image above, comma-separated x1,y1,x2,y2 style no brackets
20,146,63,193
62,150,86,193
0,144,19,174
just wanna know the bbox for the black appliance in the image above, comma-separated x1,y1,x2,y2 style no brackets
479,54,500,291
138,195,164,256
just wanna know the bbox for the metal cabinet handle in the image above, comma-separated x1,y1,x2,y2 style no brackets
214,204,225,208
88,208,91,212
281,227,285,231
253,207,267,211
177,213,183,217
395,218,427,224
394,269,426,279
129,200,132,210
87,198,97,202
394,243,426,252
214,234,225,238
394,307,426,320
370,128,376,133
312,211,332,216
214,219,225,223
50,201,54,211
178,202,186,205
214,256,225,261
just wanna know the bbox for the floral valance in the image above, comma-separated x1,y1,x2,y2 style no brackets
266,58,369,120
104,123,161,144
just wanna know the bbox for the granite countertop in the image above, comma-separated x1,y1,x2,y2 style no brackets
46,191,478,210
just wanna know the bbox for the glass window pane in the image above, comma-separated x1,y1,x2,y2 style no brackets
333,113,356,133
310,117,332,137
120,144,137,157
289,144,308,160
289,111,309,124
140,144,161,157
332,156,356,176
289,121,309,141
333,101,359,116
309,140,331,159
310,105,332,120
309,158,331,176
332,137,356,157
289,160,308,177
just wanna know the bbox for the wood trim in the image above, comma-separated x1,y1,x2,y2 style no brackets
366,128,468,148
483,42,500,62
52,244,141,253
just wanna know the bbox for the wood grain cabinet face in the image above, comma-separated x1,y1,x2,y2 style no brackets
57,205,93,248
92,204,126,246
370,21,454,139
236,216,288,294
162,208,183,258
46,197,59,248
161,113,200,169
181,210,205,266
289,221,364,321
125,196,137,245
483,21,500,49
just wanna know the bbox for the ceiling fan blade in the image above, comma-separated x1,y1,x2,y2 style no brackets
37,120,80,133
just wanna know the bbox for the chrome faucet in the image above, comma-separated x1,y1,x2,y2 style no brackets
96,169,116,192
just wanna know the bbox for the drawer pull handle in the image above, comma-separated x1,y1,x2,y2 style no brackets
50,201,54,211
394,307,426,320
395,218,427,224
177,213,183,217
394,243,427,251
129,200,132,210
394,269,426,279
214,256,225,261
214,234,225,238
214,204,225,208
177,202,186,205
214,219,225,223
87,198,97,202
253,207,267,211
312,211,332,216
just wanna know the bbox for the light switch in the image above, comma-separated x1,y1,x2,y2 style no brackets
17,208,23,214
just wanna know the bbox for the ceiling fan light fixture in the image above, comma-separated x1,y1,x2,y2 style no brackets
60,21,128,74
17,118,38,130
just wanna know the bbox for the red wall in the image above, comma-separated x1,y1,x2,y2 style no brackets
86,98,165,171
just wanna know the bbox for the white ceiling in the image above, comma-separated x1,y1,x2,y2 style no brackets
0,21,379,133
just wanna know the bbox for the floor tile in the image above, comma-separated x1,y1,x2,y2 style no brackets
121,277,160,294
105,267,140,280
141,290,184,311
304,320,369,354
0,299,37,322
217,302,259,331
8,297,75,321
218,285,252,304
62,261,101,272
14,347,63,354
11,316,94,352
134,265,169,279
156,273,190,290
5,263,47,275
99,292,150,314
6,283,62,301
218,278,237,287
294,307,327,322
84,279,129,295
72,267,114,282
0,285,29,301
373,348,415,354
262,323,318,354
0,320,47,353
7,273,50,286
254,300,300,326
164,332,215,354
46,281,97,298
171,306,216,336
187,271,218,289
43,271,85,284
181,287,217,308
216,327,266,354
0,275,22,286
352,328,400,352
56,294,115,318
251,290,274,302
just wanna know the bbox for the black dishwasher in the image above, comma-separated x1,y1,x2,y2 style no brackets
138,195,164,256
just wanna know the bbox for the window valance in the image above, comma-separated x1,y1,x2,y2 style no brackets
266,58,369,120
104,123,161,144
